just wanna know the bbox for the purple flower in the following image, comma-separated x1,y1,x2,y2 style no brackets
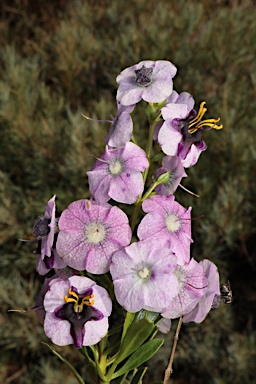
105,102,135,147
183,259,220,323
110,240,179,313
158,94,222,167
161,258,208,319
87,142,149,204
116,60,177,106
137,195,192,265
56,199,132,274
44,275,112,348
155,156,187,196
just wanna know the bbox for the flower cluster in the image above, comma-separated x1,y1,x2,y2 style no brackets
19,60,224,383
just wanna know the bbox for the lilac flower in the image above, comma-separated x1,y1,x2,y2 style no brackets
87,142,149,204
158,93,222,167
110,240,179,313
44,275,112,348
116,60,177,106
183,259,220,323
56,199,132,274
137,195,192,265
105,102,135,147
155,156,187,196
161,258,208,319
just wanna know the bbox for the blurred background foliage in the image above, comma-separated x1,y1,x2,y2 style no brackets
0,0,256,383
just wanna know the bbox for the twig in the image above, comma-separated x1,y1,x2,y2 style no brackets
163,316,183,384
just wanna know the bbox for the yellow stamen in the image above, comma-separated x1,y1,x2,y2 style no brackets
188,102,223,134
64,288,95,313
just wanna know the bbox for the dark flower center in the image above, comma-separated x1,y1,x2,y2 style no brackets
33,217,50,238
135,65,153,86
55,287,103,348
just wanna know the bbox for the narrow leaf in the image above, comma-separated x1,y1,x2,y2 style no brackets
115,319,155,364
42,342,85,384
112,338,164,379
131,367,148,384
121,311,135,342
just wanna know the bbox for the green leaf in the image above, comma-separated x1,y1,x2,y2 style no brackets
42,342,85,384
112,338,164,379
131,367,148,384
115,319,155,364
121,311,135,342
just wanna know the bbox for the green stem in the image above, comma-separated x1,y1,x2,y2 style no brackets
130,200,142,232
143,120,157,184
130,117,159,231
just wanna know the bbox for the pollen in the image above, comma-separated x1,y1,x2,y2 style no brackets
188,102,223,134
138,266,151,279
165,213,181,233
64,288,95,313
109,159,123,176
85,221,106,244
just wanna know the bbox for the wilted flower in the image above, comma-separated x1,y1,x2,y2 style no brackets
161,258,208,319
32,195,57,258
56,199,132,274
36,235,67,276
87,142,149,204
116,60,177,106
44,275,112,348
104,102,135,147
110,240,179,313
137,195,192,265
158,92,222,167
155,156,187,196
183,259,220,323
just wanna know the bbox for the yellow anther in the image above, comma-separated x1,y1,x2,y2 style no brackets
188,102,223,134
63,290,95,311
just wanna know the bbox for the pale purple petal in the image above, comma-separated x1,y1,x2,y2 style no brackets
110,241,179,313
109,172,144,204
82,317,109,346
183,260,220,323
87,171,112,204
116,60,177,106
161,103,188,121
161,258,208,319
158,122,182,156
105,111,133,147
44,312,73,346
181,141,207,168
87,142,148,205
138,195,192,263
56,200,131,274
